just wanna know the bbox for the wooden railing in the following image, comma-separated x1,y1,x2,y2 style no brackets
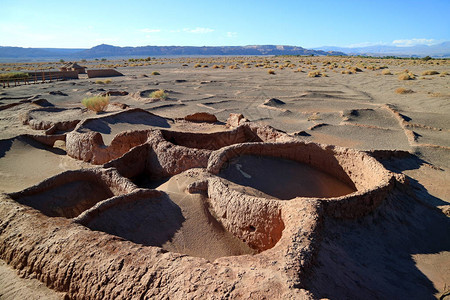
1,70,79,88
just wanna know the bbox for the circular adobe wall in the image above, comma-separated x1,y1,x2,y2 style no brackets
207,141,395,219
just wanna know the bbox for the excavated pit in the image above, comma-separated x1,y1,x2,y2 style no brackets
9,168,136,218
76,108,172,145
77,173,255,261
219,155,356,200
207,141,395,219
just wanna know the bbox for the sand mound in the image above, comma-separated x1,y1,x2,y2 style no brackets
264,98,286,106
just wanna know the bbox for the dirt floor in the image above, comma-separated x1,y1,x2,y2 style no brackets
0,56,449,299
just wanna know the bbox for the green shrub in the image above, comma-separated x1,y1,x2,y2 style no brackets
82,95,110,112
150,89,168,100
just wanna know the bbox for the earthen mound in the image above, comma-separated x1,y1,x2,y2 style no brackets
184,112,218,123
264,98,285,106
21,107,84,134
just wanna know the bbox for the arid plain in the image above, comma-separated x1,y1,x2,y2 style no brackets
0,56,449,299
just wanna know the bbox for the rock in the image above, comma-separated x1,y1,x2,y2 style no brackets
103,90,129,96
226,113,246,127
31,99,54,107
110,102,129,109
48,91,68,96
184,112,218,123
293,130,311,137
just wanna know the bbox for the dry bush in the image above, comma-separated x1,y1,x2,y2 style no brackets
268,69,276,75
150,89,168,99
212,65,220,69
151,71,160,75
381,69,392,75
398,72,415,80
194,64,201,68
308,71,321,77
341,70,353,74
421,70,439,75
395,88,414,94
82,96,110,112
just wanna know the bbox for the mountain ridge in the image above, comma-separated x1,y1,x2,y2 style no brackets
313,42,450,57
0,44,345,61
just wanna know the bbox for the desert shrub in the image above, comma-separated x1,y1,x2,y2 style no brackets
395,88,414,94
308,71,326,77
421,70,439,75
341,70,353,74
194,64,201,68
182,64,188,67
202,65,208,68
268,69,276,75
349,66,362,72
441,71,448,76
104,79,112,84
150,89,168,100
82,95,109,112
95,80,105,84
212,65,220,69
151,71,160,75
398,72,415,80
381,69,392,75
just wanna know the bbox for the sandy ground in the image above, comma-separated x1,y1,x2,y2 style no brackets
0,56,449,298
0,260,65,299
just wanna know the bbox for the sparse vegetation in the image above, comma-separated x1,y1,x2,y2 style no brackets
82,95,109,112
150,89,168,100
398,72,415,80
0,72,29,80
395,88,414,94
421,70,439,75
95,79,112,84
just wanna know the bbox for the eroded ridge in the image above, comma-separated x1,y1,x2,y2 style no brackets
0,114,398,299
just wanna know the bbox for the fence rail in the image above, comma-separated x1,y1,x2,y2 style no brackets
1,70,79,88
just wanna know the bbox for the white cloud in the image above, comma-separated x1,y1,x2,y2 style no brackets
183,27,214,34
226,32,237,38
347,41,387,48
140,28,161,33
392,38,437,47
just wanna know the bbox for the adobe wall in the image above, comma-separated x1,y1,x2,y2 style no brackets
87,69,124,78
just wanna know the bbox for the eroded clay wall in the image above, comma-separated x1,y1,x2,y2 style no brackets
87,69,124,78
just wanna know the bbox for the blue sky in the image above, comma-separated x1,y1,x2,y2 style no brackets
1,0,449,48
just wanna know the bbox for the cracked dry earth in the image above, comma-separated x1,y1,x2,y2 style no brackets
0,58,449,299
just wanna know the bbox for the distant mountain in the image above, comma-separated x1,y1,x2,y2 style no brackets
0,44,345,61
314,42,450,57
78,44,345,57
0,46,83,59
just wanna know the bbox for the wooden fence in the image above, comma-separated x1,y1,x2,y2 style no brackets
1,71,79,88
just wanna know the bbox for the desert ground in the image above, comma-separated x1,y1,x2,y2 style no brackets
0,56,449,299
